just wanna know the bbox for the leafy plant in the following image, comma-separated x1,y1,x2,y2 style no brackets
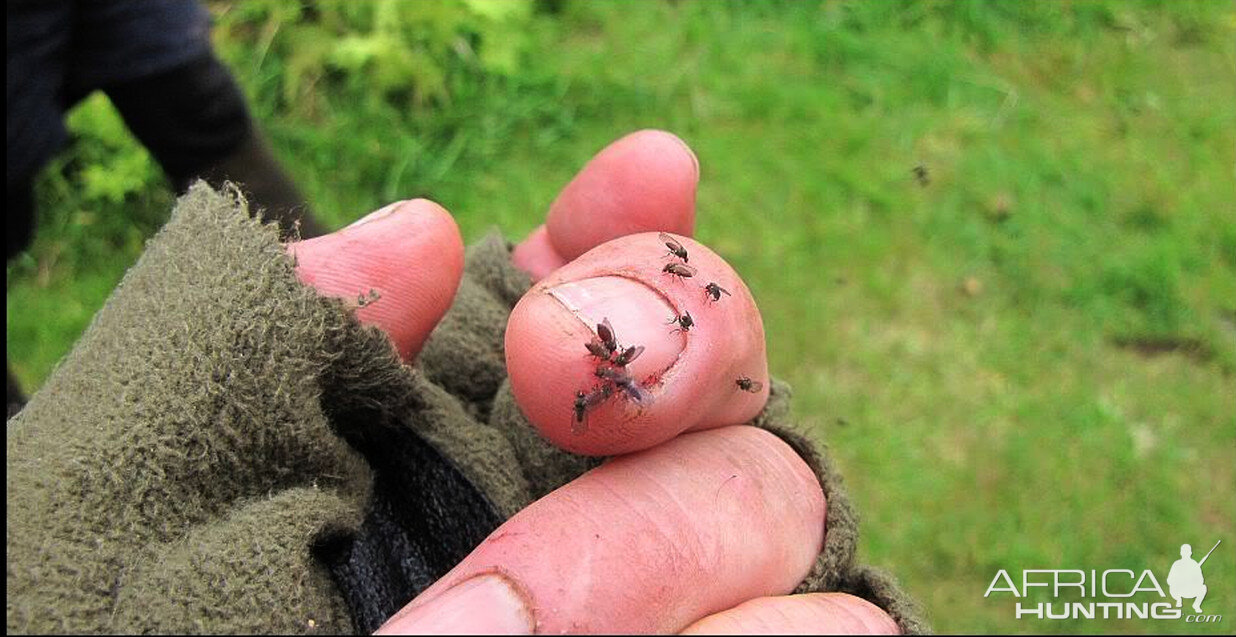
210,0,536,116
61,92,162,206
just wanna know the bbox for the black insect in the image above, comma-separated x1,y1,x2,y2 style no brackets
667,310,694,334
736,376,764,393
663,262,697,280
573,390,588,429
659,232,689,262
594,365,628,384
596,318,618,352
572,384,614,434
595,366,654,406
704,282,731,302
912,164,930,187
586,317,619,360
612,344,644,367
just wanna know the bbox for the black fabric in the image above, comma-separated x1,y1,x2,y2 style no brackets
6,0,250,260
6,367,26,419
190,132,327,238
8,0,74,185
6,0,212,184
317,423,505,634
6,177,34,260
8,175,33,420
105,53,254,186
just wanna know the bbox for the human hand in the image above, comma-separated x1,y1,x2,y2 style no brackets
288,131,899,634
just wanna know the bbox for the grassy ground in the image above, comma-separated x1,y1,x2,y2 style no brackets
7,1,1235,633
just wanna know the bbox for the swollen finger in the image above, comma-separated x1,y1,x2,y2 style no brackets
376,426,826,635
506,232,768,456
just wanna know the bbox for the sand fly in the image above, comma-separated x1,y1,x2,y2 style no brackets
668,310,694,334
663,262,697,280
912,164,930,187
586,317,620,360
703,282,731,302
595,366,655,406
736,376,764,393
597,318,618,352
659,232,689,262
572,384,613,434
573,390,588,431
612,344,644,367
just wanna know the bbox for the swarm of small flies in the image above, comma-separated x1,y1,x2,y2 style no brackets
574,317,652,434
570,232,767,434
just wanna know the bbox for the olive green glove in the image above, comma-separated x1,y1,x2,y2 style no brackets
6,183,928,634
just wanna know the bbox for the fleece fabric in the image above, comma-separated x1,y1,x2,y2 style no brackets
6,183,929,634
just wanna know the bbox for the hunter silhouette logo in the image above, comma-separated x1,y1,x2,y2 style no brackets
984,539,1224,623
1168,541,1219,614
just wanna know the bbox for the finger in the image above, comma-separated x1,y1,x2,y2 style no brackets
680,593,901,635
288,200,464,362
510,225,568,281
376,426,826,635
513,129,699,279
505,232,768,456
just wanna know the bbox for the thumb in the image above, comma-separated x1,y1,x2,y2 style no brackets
287,200,464,362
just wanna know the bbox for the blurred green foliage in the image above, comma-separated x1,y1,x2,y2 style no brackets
211,0,535,111
7,1,1235,634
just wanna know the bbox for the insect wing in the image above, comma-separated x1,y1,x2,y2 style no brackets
597,318,617,350
663,263,697,277
595,365,631,385
622,383,655,406
659,232,683,252
615,345,644,366
589,384,614,406
586,339,610,358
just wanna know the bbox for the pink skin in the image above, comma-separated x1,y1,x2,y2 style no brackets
681,593,902,635
509,225,568,281
287,130,897,634
545,129,698,262
378,426,825,635
288,199,463,362
506,233,770,456
514,129,698,280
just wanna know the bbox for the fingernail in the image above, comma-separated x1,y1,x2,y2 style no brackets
546,276,686,377
377,573,533,635
347,200,407,229
670,134,700,181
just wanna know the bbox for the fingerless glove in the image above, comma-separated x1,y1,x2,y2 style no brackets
7,183,929,634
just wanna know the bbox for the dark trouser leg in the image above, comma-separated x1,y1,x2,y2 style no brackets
7,368,26,419
7,177,35,263
7,179,35,415
104,54,325,239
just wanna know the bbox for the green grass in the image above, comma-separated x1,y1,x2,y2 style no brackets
7,1,1235,633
